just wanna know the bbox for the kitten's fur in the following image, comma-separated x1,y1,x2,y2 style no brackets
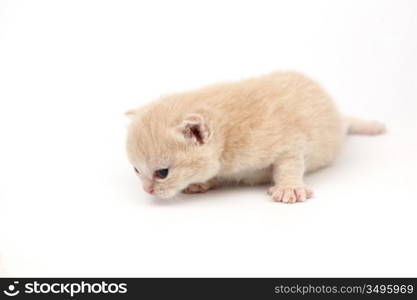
126,71,385,202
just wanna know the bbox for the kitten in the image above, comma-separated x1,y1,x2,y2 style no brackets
126,71,385,202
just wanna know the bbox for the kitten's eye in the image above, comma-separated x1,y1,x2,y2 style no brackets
155,168,169,179
134,167,139,174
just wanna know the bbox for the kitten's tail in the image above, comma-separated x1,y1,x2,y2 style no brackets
345,116,387,135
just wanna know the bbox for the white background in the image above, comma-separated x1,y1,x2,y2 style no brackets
0,0,416,276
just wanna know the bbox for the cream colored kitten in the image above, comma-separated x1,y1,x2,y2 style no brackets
126,71,385,202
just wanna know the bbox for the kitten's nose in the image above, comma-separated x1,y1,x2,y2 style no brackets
142,179,155,195
146,187,155,195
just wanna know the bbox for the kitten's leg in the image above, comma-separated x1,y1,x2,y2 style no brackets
268,154,313,203
345,117,386,135
182,178,220,194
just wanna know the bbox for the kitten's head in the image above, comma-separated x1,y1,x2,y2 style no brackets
126,106,221,199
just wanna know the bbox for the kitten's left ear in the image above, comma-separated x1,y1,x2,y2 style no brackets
178,113,211,145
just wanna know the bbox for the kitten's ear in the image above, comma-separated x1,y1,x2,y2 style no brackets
178,114,211,145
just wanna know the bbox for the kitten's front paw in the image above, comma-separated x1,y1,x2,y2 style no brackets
268,186,313,203
182,180,219,194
